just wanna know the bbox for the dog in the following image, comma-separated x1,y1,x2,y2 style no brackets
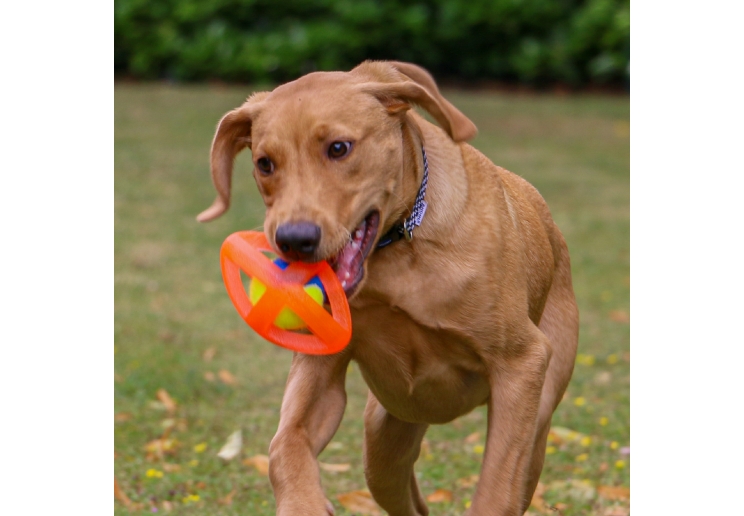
198,61,579,516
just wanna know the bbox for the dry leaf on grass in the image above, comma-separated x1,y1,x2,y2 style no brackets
529,482,549,514
420,438,431,456
156,389,177,415
244,454,270,475
597,485,630,501
548,426,586,445
464,431,481,444
203,347,217,362
546,479,596,502
456,474,479,488
204,371,215,382
609,310,630,323
115,412,132,423
218,369,238,386
594,371,612,385
217,430,243,461
145,438,179,461
337,490,381,515
602,505,630,516
161,500,174,512
319,462,351,473
426,489,453,503
114,478,133,508
162,463,181,473
161,418,188,432
218,489,237,506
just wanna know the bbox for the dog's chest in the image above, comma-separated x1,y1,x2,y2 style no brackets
350,305,491,424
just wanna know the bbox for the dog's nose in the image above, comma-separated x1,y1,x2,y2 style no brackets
275,222,322,261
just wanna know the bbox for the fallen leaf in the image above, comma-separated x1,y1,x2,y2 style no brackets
218,369,238,386
594,371,612,385
420,438,431,456
597,485,630,501
115,412,132,423
319,462,351,473
545,479,596,502
160,418,188,432
218,489,237,506
195,481,207,489
217,430,243,461
529,482,549,514
609,310,629,323
204,371,215,382
464,431,481,444
244,454,270,475
456,474,479,488
145,438,179,461
162,463,181,473
426,489,453,503
548,426,586,445
203,347,217,362
156,389,177,415
336,490,381,515
114,477,133,508
161,500,174,512
602,505,629,516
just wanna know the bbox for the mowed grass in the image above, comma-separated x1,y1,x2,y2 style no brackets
115,84,629,515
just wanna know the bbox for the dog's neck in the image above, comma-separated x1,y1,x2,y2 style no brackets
378,112,470,251
377,148,429,248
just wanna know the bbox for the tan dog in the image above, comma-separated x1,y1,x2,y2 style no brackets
198,61,578,516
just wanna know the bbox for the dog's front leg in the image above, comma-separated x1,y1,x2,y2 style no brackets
470,328,551,516
269,351,351,515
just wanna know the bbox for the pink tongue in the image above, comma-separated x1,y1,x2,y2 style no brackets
335,220,367,287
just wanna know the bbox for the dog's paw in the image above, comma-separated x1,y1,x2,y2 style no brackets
325,499,335,516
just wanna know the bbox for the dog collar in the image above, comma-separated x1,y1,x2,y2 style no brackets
377,148,429,248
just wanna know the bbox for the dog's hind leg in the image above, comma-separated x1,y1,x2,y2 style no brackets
521,242,579,513
363,392,429,516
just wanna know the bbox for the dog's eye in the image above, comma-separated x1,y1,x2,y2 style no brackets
256,157,274,175
328,141,351,160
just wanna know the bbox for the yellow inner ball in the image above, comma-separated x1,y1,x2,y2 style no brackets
249,277,324,330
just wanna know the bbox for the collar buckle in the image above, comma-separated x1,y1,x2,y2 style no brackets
403,227,413,242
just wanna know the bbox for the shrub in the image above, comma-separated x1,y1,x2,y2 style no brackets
114,0,630,86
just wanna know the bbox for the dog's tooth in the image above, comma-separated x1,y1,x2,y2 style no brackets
341,280,347,288
344,272,350,279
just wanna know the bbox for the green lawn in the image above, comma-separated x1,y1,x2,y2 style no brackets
115,84,629,515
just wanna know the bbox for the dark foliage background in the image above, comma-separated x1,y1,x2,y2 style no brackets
114,0,629,86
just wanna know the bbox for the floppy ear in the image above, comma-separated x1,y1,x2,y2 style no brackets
196,92,268,222
357,61,477,142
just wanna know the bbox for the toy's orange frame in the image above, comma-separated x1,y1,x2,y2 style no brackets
220,231,352,355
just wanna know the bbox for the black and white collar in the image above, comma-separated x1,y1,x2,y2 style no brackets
377,148,430,248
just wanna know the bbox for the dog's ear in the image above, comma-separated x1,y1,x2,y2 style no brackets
355,61,477,142
196,92,269,223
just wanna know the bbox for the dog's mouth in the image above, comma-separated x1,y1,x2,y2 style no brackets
328,211,380,297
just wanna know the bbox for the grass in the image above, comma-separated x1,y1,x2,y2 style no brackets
115,84,629,515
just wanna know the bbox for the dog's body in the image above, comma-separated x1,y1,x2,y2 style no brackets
199,61,579,516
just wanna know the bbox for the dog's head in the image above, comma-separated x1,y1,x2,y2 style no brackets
198,61,476,297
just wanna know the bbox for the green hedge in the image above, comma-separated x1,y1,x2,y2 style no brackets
114,0,629,86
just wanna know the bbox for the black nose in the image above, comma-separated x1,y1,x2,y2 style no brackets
275,222,322,261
